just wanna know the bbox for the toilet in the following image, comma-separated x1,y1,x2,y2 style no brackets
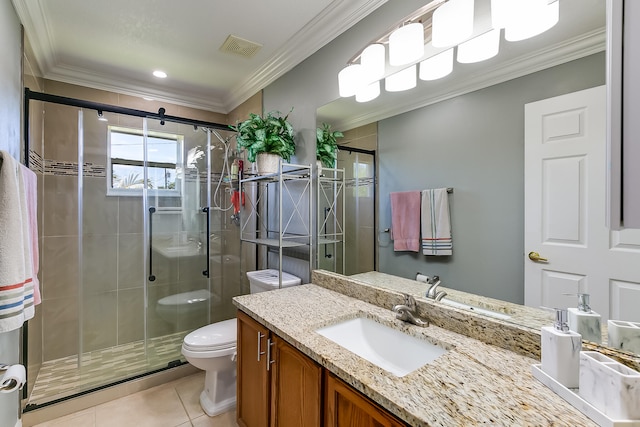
181,269,301,417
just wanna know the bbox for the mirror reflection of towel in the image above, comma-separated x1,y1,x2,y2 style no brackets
421,189,452,256
390,191,421,252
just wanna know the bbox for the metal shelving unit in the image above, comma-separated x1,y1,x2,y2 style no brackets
239,161,312,287
317,167,345,274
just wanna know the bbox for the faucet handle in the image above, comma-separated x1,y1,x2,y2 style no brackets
403,293,416,310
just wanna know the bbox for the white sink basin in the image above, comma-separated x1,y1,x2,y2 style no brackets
440,298,511,320
315,316,447,377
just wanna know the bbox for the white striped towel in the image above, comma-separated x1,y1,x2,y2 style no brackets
0,150,35,332
421,188,452,256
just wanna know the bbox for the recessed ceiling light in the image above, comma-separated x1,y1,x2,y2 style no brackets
153,70,167,78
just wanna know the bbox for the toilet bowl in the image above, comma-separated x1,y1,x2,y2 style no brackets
181,269,301,417
181,319,237,416
156,289,219,325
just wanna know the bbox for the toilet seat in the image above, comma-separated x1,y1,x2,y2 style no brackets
182,318,237,353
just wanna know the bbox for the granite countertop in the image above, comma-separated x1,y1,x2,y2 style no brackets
233,283,596,426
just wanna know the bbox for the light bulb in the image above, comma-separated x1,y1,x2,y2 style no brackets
419,49,454,81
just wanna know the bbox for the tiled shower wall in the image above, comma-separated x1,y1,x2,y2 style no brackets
31,81,248,362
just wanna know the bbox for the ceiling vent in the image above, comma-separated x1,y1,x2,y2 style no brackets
220,35,262,58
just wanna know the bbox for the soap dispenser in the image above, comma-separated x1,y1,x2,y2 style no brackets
567,293,602,344
541,308,582,389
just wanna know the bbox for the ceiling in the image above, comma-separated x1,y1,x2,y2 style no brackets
12,0,387,113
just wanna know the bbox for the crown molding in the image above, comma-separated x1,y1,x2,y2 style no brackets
222,0,389,112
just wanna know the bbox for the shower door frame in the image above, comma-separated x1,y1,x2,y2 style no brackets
21,88,234,410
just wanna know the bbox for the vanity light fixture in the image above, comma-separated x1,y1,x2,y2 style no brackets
385,65,417,92
419,49,454,81
504,0,559,42
356,81,381,103
432,0,475,48
337,0,562,102
389,23,424,66
153,70,167,78
457,29,500,63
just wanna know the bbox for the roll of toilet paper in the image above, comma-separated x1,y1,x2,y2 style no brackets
416,273,430,283
0,364,26,393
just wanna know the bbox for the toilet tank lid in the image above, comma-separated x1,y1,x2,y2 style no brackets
184,318,237,348
246,269,302,287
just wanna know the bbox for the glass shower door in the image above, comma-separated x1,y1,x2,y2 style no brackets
143,119,212,369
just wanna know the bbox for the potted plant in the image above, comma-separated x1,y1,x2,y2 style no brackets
231,110,295,175
316,122,344,173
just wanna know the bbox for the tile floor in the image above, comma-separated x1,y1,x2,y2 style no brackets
30,372,238,427
29,332,188,405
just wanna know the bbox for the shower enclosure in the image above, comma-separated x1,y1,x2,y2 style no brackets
332,147,376,275
23,90,241,408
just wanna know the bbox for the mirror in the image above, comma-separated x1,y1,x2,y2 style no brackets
316,0,640,358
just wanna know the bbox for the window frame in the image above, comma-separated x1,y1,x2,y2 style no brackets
106,125,184,197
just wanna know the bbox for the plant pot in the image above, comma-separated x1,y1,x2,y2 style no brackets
256,153,280,175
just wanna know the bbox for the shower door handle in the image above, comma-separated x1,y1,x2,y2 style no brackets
202,207,210,278
148,207,156,282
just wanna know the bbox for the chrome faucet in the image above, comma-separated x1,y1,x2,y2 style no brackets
393,294,429,327
426,276,447,301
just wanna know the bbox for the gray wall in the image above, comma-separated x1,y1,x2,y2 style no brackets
377,52,605,303
0,1,24,426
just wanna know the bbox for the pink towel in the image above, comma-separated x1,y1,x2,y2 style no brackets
20,164,41,305
390,191,421,252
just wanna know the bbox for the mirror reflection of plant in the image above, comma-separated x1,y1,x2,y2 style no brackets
230,110,295,163
316,122,344,168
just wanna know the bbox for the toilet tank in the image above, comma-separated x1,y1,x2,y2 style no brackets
246,269,302,293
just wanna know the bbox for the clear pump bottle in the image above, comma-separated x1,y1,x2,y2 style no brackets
541,308,582,388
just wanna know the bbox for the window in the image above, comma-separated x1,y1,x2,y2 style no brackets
107,126,183,195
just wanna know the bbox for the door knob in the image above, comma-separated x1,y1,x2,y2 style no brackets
528,251,548,262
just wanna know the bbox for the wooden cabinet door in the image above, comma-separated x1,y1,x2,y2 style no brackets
324,372,406,427
270,336,322,427
237,310,270,427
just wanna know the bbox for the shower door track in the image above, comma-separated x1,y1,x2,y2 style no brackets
23,88,231,167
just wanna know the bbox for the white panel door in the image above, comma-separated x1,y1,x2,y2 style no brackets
524,85,640,321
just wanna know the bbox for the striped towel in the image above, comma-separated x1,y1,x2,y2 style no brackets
0,150,35,332
421,188,452,256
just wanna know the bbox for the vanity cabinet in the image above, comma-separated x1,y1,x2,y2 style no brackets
324,372,406,427
237,309,407,427
236,310,321,427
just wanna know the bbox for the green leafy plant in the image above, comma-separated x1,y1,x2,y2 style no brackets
316,122,344,168
230,110,295,163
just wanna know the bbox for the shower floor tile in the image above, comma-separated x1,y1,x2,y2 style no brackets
29,332,188,405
